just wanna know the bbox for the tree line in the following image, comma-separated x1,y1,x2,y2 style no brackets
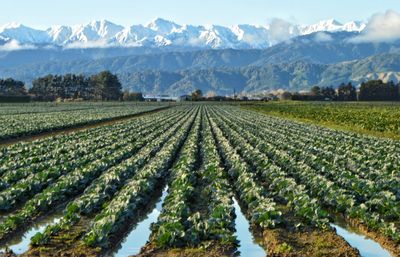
1,74,400,102
29,71,123,101
0,71,125,102
291,80,400,101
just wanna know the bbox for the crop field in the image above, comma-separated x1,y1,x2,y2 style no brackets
244,101,400,139
0,102,168,141
0,103,399,257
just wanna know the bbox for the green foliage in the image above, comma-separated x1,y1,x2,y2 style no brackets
219,105,400,242
337,82,357,101
276,243,293,253
0,106,180,240
30,232,49,246
81,108,196,247
122,90,144,101
0,78,27,97
247,101,400,138
0,104,399,253
90,71,122,101
359,80,400,101
0,102,164,140
29,71,122,101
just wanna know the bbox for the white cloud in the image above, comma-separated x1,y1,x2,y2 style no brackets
268,18,298,44
64,40,112,49
0,39,36,51
314,32,333,42
351,10,400,43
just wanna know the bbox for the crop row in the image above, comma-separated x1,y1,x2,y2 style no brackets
0,110,182,213
0,107,181,172
82,107,198,247
0,107,192,241
227,107,400,187
0,110,182,191
208,108,329,228
144,108,236,253
150,109,202,248
32,107,197,247
0,104,166,140
210,106,400,243
1,104,398,256
196,112,236,244
205,108,282,231
229,107,400,180
218,107,400,222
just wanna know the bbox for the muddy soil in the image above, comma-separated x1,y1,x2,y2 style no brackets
136,241,236,257
261,206,360,257
343,216,400,257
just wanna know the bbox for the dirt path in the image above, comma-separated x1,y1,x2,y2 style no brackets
0,107,170,148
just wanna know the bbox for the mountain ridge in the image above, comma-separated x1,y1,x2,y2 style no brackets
0,18,366,50
2,51,399,95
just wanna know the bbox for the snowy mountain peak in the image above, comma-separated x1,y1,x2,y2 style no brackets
342,21,366,32
300,18,366,35
0,22,23,32
0,22,51,44
146,18,180,35
0,18,367,50
322,19,343,26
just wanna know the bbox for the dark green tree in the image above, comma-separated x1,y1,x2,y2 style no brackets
0,78,27,96
90,71,122,101
359,80,398,101
122,90,144,101
29,75,57,101
62,74,90,99
310,86,321,96
337,82,357,101
321,86,337,100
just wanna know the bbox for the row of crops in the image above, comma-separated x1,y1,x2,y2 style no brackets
0,104,398,256
0,102,168,141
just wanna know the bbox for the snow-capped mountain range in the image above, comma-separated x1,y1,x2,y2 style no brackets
0,18,366,50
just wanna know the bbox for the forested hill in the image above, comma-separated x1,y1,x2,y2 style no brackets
1,32,400,95
119,53,400,95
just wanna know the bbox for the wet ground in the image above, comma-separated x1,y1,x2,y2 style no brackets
332,224,392,257
232,198,265,257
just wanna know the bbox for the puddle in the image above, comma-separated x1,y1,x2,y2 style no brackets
233,198,266,257
112,186,168,257
331,224,392,257
0,212,63,255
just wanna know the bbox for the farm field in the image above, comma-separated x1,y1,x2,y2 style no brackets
0,103,399,257
0,102,168,142
243,101,400,140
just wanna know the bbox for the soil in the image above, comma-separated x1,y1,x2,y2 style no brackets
136,241,236,257
21,217,99,257
260,205,360,257
263,228,360,257
343,216,400,257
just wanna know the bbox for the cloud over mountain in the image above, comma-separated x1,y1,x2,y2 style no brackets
351,10,400,43
0,39,36,51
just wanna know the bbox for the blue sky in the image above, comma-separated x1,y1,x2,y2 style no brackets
2,0,400,28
